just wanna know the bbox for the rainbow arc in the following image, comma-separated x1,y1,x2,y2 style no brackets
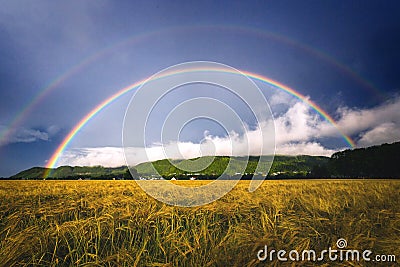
43,68,356,178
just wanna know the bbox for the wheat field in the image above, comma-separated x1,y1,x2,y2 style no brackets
0,180,398,266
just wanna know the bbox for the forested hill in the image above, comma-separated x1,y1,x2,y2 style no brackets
329,141,400,178
8,155,327,180
134,155,328,179
6,141,400,179
9,166,131,180
134,141,400,178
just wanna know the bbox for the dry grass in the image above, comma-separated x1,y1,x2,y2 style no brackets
0,180,399,266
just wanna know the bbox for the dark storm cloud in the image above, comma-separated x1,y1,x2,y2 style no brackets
368,26,400,88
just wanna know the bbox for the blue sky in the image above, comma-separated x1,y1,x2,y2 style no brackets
0,1,399,177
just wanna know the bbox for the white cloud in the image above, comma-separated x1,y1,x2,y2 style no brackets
336,98,400,136
269,90,297,107
0,126,54,146
280,95,400,146
275,142,337,156
358,122,400,147
57,147,126,167
331,96,400,145
274,101,321,144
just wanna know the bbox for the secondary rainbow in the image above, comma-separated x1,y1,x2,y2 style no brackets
1,25,383,148
44,68,356,178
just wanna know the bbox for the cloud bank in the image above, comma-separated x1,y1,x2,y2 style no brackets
55,95,400,167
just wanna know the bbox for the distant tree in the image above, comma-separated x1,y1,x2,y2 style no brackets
310,164,330,178
124,168,138,179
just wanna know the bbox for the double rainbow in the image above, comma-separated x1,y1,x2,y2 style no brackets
1,25,381,148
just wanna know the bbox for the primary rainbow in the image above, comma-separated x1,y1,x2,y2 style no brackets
44,68,356,178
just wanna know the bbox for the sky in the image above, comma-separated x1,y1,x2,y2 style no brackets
0,1,399,177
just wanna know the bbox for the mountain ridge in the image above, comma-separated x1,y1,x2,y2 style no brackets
7,141,400,179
